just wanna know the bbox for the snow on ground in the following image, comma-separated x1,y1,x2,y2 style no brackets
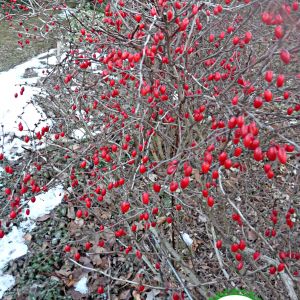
0,51,66,298
74,275,89,294
0,185,64,298
0,49,57,160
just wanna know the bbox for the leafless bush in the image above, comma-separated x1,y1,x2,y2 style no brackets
1,0,300,299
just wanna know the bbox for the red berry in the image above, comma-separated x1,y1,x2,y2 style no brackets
10,211,17,219
253,251,260,261
277,147,287,164
267,170,274,179
283,91,290,99
120,201,130,214
253,97,263,109
224,159,232,169
216,240,222,249
287,107,294,115
74,252,81,261
202,189,208,197
231,243,239,252
269,266,277,275
244,31,252,43
235,253,243,261
166,216,173,223
265,70,273,82
76,210,83,218
280,49,291,64
277,263,285,272
253,147,263,161
212,170,219,179
207,196,214,207
180,177,190,189
264,90,273,102
274,26,283,39
85,242,92,250
234,147,242,157
292,1,299,11
276,74,285,87
153,183,161,193
169,181,178,192
152,207,159,215
134,14,142,23
175,204,182,211
139,164,147,174
142,192,150,205
237,261,244,271
239,240,246,251
64,245,71,252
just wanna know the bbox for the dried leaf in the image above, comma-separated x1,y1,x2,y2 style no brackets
157,216,167,226
67,206,75,219
192,168,201,183
247,229,258,242
24,233,32,241
66,278,76,288
118,289,132,300
145,289,160,300
191,238,203,252
36,214,50,222
132,291,142,300
55,268,72,278
90,254,102,266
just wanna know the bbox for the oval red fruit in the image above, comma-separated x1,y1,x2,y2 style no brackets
277,147,287,164
120,201,130,213
280,49,291,64
170,181,179,192
142,192,150,205
180,177,190,189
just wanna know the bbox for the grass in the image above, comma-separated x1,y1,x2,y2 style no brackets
0,17,55,72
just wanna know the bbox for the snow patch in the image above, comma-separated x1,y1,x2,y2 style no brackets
181,232,193,247
26,185,64,220
0,50,66,298
0,50,56,160
0,274,15,299
0,185,64,297
74,276,89,294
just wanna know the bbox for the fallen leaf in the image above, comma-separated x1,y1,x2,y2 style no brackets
247,229,258,242
118,289,132,300
24,233,32,241
67,206,75,219
192,168,201,183
132,290,142,300
36,214,50,222
90,254,102,266
145,289,160,300
157,216,167,226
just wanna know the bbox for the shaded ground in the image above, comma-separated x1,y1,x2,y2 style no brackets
0,19,55,73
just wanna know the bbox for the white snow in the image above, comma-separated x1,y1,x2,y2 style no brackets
0,44,99,298
0,50,66,298
0,50,63,299
0,50,56,160
0,185,64,298
71,128,86,140
74,276,89,294
26,185,64,220
0,275,15,299
181,232,193,247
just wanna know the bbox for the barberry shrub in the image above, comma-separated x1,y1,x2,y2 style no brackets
1,0,300,299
